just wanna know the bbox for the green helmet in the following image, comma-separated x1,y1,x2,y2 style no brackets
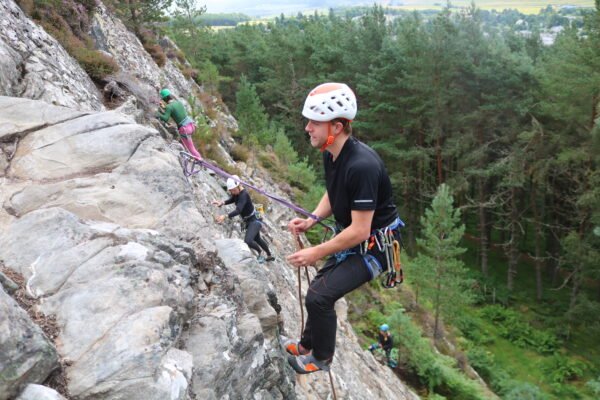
160,88,171,99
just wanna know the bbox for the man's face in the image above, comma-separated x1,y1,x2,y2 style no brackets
305,119,345,148
229,187,240,195
305,119,329,148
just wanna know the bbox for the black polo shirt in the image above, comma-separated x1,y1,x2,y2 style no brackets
324,137,398,231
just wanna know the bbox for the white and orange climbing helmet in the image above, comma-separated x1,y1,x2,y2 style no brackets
302,82,357,122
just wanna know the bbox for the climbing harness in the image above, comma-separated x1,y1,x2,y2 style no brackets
178,151,335,234
331,217,405,289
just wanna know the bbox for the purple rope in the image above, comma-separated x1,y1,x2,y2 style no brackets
180,152,324,222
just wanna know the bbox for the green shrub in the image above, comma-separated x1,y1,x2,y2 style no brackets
427,394,447,400
137,29,166,67
71,46,119,80
586,376,600,396
249,192,269,213
549,382,585,399
185,95,215,152
298,184,327,246
388,309,489,399
455,315,494,346
480,304,510,321
166,48,187,64
287,158,316,191
230,143,250,162
298,184,323,212
16,0,35,14
274,129,298,165
257,151,279,173
144,43,167,67
204,148,242,177
256,123,278,147
503,383,548,400
181,67,199,81
540,354,586,384
365,309,386,327
531,330,561,354
467,346,523,395
480,305,560,354
466,347,496,382
196,60,222,93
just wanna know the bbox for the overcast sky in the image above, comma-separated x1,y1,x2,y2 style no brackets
201,0,245,13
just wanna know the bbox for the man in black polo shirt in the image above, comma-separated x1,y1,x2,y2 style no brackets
285,82,400,374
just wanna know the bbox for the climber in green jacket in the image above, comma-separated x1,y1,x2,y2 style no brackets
156,88,203,160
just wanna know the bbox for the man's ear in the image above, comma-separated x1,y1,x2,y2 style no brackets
333,121,344,135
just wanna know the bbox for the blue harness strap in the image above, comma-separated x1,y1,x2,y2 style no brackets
362,253,384,280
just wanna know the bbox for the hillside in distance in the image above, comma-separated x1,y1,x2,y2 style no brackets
204,0,595,17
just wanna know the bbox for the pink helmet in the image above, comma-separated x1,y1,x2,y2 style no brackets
302,83,357,122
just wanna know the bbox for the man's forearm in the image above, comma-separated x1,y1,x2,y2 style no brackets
309,192,332,227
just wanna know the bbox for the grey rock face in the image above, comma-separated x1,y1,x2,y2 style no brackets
16,384,67,400
7,108,154,181
0,287,59,400
0,270,19,294
0,97,86,142
182,246,296,400
0,207,196,399
89,2,196,114
0,1,103,111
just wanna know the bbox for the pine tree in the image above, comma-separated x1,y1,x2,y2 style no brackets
169,0,209,66
105,0,172,36
235,75,269,146
412,184,472,339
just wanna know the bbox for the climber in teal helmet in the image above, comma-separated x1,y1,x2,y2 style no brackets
368,324,394,366
156,88,203,160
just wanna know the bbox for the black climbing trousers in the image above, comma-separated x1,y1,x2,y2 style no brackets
244,218,271,256
299,254,371,361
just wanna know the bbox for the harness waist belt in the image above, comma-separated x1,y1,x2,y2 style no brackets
242,209,257,221
178,116,194,128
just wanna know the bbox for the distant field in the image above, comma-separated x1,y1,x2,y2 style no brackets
388,0,595,14
209,0,596,26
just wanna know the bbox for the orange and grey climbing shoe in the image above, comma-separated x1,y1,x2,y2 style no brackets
288,353,332,374
281,336,308,356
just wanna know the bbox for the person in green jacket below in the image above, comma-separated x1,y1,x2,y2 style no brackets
156,88,203,160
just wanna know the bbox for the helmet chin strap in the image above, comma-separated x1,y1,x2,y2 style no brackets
320,123,336,152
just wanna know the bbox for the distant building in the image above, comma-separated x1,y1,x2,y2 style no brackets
540,32,555,46
515,19,528,30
